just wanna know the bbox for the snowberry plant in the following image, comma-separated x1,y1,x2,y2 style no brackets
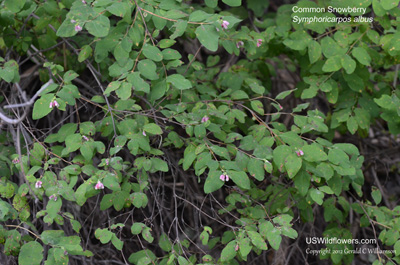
0,0,399,264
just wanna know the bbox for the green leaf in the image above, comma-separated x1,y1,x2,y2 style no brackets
371,187,382,205
131,223,145,235
276,89,296,100
247,231,268,250
32,94,54,120
204,170,224,193
205,0,218,8
142,45,163,62
86,15,110,37
321,37,346,58
220,240,237,262
285,153,302,179
250,100,264,115
380,0,400,10
138,59,158,80
352,47,371,66
310,188,324,205
273,145,292,172
166,74,192,90
264,221,282,250
18,241,43,265
322,55,342,72
308,40,321,64
347,116,358,134
158,233,172,252
143,123,163,135
46,198,62,220
302,143,328,162
95,228,113,244
227,170,250,190
103,173,121,191
341,54,356,74
5,0,26,13
111,234,124,250
142,227,154,243
195,25,219,52
294,171,310,196
170,20,188,40
222,0,242,7
247,159,264,181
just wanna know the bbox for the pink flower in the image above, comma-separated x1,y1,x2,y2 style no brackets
256,39,263,47
35,181,42,189
105,159,109,166
70,19,76,23
82,0,87,4
220,174,229,182
235,244,239,251
221,20,229,30
75,25,82,32
236,41,244,49
295,150,304,157
12,158,20,164
201,116,209,123
49,195,57,201
49,100,59,108
142,131,146,136
279,105,283,110
95,180,104,190
82,135,89,141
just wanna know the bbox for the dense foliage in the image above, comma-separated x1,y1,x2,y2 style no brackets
0,0,400,264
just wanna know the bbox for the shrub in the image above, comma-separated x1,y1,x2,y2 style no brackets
0,0,400,264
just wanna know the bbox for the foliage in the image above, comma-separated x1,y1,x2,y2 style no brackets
0,0,399,264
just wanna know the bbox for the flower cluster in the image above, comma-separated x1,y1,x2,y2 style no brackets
201,116,209,123
49,195,57,201
35,181,42,189
49,100,59,108
295,150,304,157
75,25,82,32
220,173,229,182
95,180,104,190
12,158,20,164
256,39,263,48
221,20,229,30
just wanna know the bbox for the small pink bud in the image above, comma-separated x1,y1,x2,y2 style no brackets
105,159,109,166
216,27,220,32
12,158,20,164
82,0,87,4
35,181,42,189
295,150,304,157
225,174,229,181
201,116,209,123
95,180,104,190
142,131,146,136
256,39,263,48
49,195,57,201
82,135,89,141
235,244,239,251
70,19,76,23
279,105,283,110
75,25,82,32
49,100,59,108
220,174,225,181
221,20,230,30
